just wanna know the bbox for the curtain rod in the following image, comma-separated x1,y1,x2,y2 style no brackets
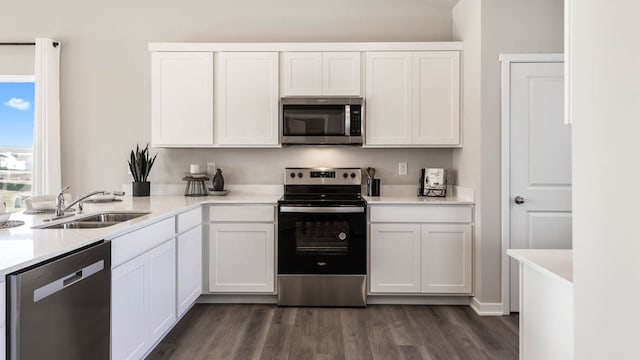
0,42,59,47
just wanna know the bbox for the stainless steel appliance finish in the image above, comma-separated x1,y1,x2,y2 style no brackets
278,275,366,307
281,97,364,146
278,167,367,307
7,241,111,360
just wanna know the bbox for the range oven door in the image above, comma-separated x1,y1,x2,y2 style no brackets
278,204,366,275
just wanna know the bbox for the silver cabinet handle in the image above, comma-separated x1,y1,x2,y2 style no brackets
514,196,525,205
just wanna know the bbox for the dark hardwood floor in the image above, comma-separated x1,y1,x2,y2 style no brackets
148,304,518,360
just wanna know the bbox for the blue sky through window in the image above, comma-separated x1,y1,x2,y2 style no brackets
0,82,35,147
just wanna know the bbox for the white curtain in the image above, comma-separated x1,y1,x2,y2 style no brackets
32,38,61,195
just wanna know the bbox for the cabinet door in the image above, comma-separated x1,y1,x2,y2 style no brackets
208,223,275,292
214,52,279,146
112,253,148,360
412,51,460,146
147,239,176,345
151,52,214,147
322,52,361,96
421,224,472,294
370,223,421,293
281,52,322,96
365,52,413,145
177,226,203,317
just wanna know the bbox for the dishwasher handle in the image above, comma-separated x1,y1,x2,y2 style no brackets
33,260,105,302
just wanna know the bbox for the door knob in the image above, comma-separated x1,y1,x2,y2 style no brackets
514,196,525,204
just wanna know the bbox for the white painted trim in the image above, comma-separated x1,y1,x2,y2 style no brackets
367,296,471,305
197,294,277,304
149,42,464,52
499,54,564,315
470,297,504,316
0,75,35,82
498,53,564,63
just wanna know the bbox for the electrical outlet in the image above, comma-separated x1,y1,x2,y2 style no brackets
399,162,408,176
207,162,216,176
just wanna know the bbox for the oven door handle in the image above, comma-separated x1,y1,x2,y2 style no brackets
279,206,365,214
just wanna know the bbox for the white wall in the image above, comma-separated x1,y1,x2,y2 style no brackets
571,1,640,358
452,0,564,305
0,46,34,75
0,0,456,195
452,0,483,301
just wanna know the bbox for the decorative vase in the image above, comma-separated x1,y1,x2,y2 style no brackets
212,169,224,191
132,181,150,197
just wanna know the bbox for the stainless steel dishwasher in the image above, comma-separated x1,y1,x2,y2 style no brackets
7,241,111,360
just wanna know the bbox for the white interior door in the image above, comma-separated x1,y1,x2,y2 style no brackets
508,61,572,312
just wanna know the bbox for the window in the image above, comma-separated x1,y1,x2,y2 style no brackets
0,76,35,211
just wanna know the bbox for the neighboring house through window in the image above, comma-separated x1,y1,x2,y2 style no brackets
0,76,35,210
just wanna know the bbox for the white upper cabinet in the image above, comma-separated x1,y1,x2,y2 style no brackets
281,52,361,96
151,52,214,147
214,52,280,146
281,52,322,95
365,51,460,147
412,52,460,145
365,52,413,145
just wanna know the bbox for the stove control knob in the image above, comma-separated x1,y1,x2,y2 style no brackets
350,172,356,179
289,172,296,178
342,173,348,179
338,232,347,241
297,172,303,178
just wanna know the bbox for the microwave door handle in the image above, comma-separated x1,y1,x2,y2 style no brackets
345,105,351,136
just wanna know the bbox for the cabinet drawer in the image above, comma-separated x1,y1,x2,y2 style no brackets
111,217,176,267
209,205,274,222
177,207,202,233
369,205,472,223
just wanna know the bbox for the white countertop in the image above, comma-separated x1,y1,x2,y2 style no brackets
507,249,573,285
364,185,474,205
0,193,282,277
1,188,475,277
364,195,474,205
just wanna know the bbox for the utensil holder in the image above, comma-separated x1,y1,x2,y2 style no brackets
367,179,380,196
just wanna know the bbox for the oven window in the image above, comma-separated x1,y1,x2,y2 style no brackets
295,220,350,255
283,105,345,136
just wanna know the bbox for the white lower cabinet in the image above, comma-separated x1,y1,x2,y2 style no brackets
421,224,472,294
177,225,203,316
112,252,148,360
370,224,421,293
208,223,274,292
112,239,176,360
369,206,473,295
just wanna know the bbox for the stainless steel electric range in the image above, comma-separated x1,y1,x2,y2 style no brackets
277,167,367,307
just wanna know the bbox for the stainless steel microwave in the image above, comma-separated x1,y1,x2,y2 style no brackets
281,97,364,146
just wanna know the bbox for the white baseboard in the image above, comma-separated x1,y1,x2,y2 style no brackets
197,294,277,304
367,295,471,305
470,297,504,316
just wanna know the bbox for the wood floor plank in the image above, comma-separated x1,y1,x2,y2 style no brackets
147,304,519,360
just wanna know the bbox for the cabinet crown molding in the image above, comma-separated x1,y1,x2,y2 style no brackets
148,42,463,52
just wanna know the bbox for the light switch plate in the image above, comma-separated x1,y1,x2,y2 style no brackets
398,162,408,176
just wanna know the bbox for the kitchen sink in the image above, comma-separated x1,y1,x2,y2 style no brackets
75,212,150,223
35,211,150,229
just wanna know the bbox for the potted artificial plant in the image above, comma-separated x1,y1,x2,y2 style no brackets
128,143,157,197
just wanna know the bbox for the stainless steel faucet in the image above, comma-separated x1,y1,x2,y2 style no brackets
55,186,109,216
